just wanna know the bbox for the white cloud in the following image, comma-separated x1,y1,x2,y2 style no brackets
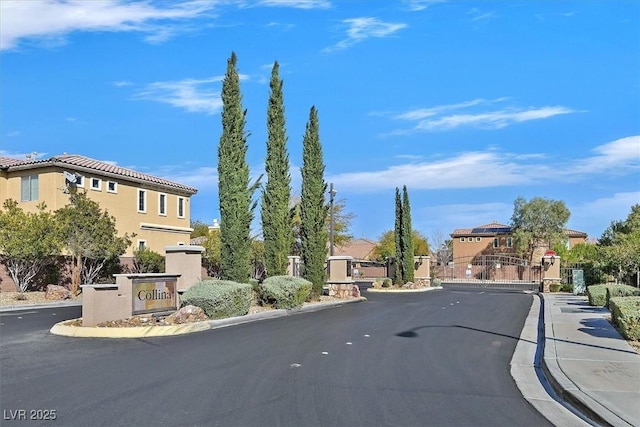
323,17,408,53
571,192,640,238
0,0,219,51
403,0,447,12
570,135,640,175
387,98,579,133
256,0,330,9
329,135,639,193
330,151,536,192
6,131,22,137
112,80,133,87
133,76,224,114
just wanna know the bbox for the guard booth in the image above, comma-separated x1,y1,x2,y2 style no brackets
326,256,355,298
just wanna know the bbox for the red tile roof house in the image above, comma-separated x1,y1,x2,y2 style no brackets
0,153,197,292
332,238,386,279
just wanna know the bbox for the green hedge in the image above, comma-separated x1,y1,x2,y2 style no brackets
180,279,252,319
587,284,640,307
606,285,640,307
258,276,312,310
609,296,640,341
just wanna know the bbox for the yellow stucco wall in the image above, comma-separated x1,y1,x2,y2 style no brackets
1,165,193,256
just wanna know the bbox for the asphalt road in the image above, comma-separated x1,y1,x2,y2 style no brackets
0,289,552,427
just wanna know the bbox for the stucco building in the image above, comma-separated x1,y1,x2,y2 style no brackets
1,153,197,257
450,222,588,260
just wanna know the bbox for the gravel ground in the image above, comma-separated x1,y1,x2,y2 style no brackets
0,291,81,307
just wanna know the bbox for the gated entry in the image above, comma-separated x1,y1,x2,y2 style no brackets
441,255,541,291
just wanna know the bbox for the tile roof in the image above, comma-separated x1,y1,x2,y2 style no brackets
452,222,588,239
333,238,378,260
0,154,197,194
452,222,511,236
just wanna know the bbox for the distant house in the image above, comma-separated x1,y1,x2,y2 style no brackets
0,153,198,256
333,238,386,278
450,222,588,260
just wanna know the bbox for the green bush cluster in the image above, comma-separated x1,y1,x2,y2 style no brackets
180,279,252,319
257,275,312,310
588,284,640,307
609,296,640,341
549,284,562,292
606,285,640,307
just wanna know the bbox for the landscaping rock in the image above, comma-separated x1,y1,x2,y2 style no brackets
45,284,71,300
165,305,208,324
352,284,361,298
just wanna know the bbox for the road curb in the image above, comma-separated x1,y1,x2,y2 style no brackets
540,294,629,427
0,300,82,312
49,297,367,338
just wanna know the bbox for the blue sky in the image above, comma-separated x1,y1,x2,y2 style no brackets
1,0,639,244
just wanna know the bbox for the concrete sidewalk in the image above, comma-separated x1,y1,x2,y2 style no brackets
542,293,640,427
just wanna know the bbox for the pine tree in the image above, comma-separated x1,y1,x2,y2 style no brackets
218,52,255,283
394,187,404,286
402,185,415,283
262,61,292,277
300,106,328,299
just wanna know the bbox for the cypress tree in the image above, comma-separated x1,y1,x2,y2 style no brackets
262,61,292,277
218,52,255,282
300,106,328,299
402,185,415,283
394,187,404,286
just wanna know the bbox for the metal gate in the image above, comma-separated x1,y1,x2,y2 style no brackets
441,255,541,291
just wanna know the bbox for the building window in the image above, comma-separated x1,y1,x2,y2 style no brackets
138,189,147,213
107,181,117,193
137,240,147,250
476,237,482,242
177,197,185,218
76,175,84,187
468,237,474,242
507,237,513,248
460,237,465,242
158,193,167,216
493,238,499,248
91,177,101,191
21,175,39,201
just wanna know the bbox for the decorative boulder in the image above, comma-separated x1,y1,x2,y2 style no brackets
165,305,208,325
352,284,361,298
45,284,71,300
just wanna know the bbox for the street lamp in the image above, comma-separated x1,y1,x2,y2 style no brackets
329,183,337,256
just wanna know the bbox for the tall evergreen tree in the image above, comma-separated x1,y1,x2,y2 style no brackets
300,106,328,299
261,61,292,277
402,185,415,283
393,187,404,285
218,52,256,282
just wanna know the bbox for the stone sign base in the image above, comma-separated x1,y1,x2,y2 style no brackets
327,283,356,298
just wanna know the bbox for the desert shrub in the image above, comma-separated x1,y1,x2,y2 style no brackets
587,284,609,307
560,283,573,293
133,247,165,273
431,278,442,287
588,284,640,307
180,279,252,319
609,296,640,341
605,285,640,307
258,275,312,309
549,283,562,292
382,278,392,288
